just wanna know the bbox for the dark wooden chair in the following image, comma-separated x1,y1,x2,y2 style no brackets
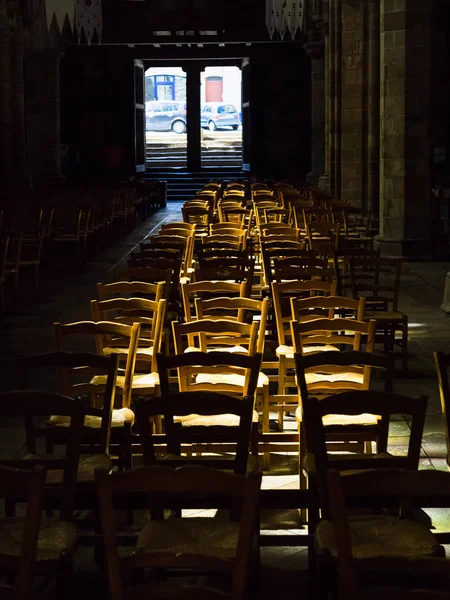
326,468,450,600
0,389,86,592
302,389,428,596
0,465,47,600
349,256,408,372
95,465,262,600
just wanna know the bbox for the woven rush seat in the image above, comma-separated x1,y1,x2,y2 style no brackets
195,371,269,387
90,373,159,393
0,517,78,561
25,453,112,482
103,346,153,357
137,517,240,560
315,516,442,559
49,406,135,428
295,405,378,426
185,345,249,354
276,344,339,360
302,451,396,475
174,409,259,427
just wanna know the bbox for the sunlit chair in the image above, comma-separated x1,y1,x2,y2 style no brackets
181,280,246,323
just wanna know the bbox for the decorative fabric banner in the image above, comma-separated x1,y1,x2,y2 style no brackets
75,0,102,45
266,0,305,39
44,0,75,34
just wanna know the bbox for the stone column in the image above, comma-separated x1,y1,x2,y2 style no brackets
364,0,380,218
186,64,202,172
377,0,432,257
333,0,342,199
318,0,330,191
305,39,325,187
340,0,364,206
25,49,65,186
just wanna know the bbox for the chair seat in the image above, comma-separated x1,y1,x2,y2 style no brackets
90,373,159,394
174,409,259,427
364,311,406,322
24,453,113,483
315,516,441,559
276,344,339,360
158,453,260,472
304,371,364,386
295,405,378,426
137,517,239,560
196,371,269,388
49,407,135,428
302,451,394,474
185,346,249,355
0,518,78,562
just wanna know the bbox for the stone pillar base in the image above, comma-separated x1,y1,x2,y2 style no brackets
374,235,432,260
318,173,330,191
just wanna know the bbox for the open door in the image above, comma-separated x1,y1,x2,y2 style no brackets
241,57,250,172
134,59,146,173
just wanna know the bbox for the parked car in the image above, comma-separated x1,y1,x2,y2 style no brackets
200,102,241,131
145,100,187,134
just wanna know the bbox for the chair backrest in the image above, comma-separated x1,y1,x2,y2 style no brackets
95,466,262,600
294,349,394,404
272,279,337,346
0,465,47,600
332,248,380,296
195,296,269,354
15,351,118,456
0,390,86,519
290,295,365,322
303,390,428,515
291,317,376,354
326,468,450,600
54,321,141,408
194,264,253,298
349,256,402,311
97,280,164,302
181,280,246,323
172,319,259,361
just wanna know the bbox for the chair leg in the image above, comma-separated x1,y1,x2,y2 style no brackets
33,264,40,300
277,355,286,430
262,384,270,470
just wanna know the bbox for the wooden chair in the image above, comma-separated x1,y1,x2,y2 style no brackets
194,263,253,298
434,351,450,469
324,469,450,600
195,296,270,454
12,351,118,483
90,297,167,375
0,465,47,600
0,390,86,590
304,390,429,594
349,256,408,371
294,350,395,514
95,465,262,600
144,351,262,473
272,278,338,400
54,321,141,468
332,248,380,297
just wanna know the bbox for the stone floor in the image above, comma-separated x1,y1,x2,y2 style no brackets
1,202,450,598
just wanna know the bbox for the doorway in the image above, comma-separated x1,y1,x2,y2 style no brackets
145,66,187,168
200,66,242,168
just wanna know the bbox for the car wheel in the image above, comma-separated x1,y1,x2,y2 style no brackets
172,120,186,134
232,125,239,130
208,121,217,131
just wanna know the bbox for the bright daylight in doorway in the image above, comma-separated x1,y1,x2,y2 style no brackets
145,66,242,169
